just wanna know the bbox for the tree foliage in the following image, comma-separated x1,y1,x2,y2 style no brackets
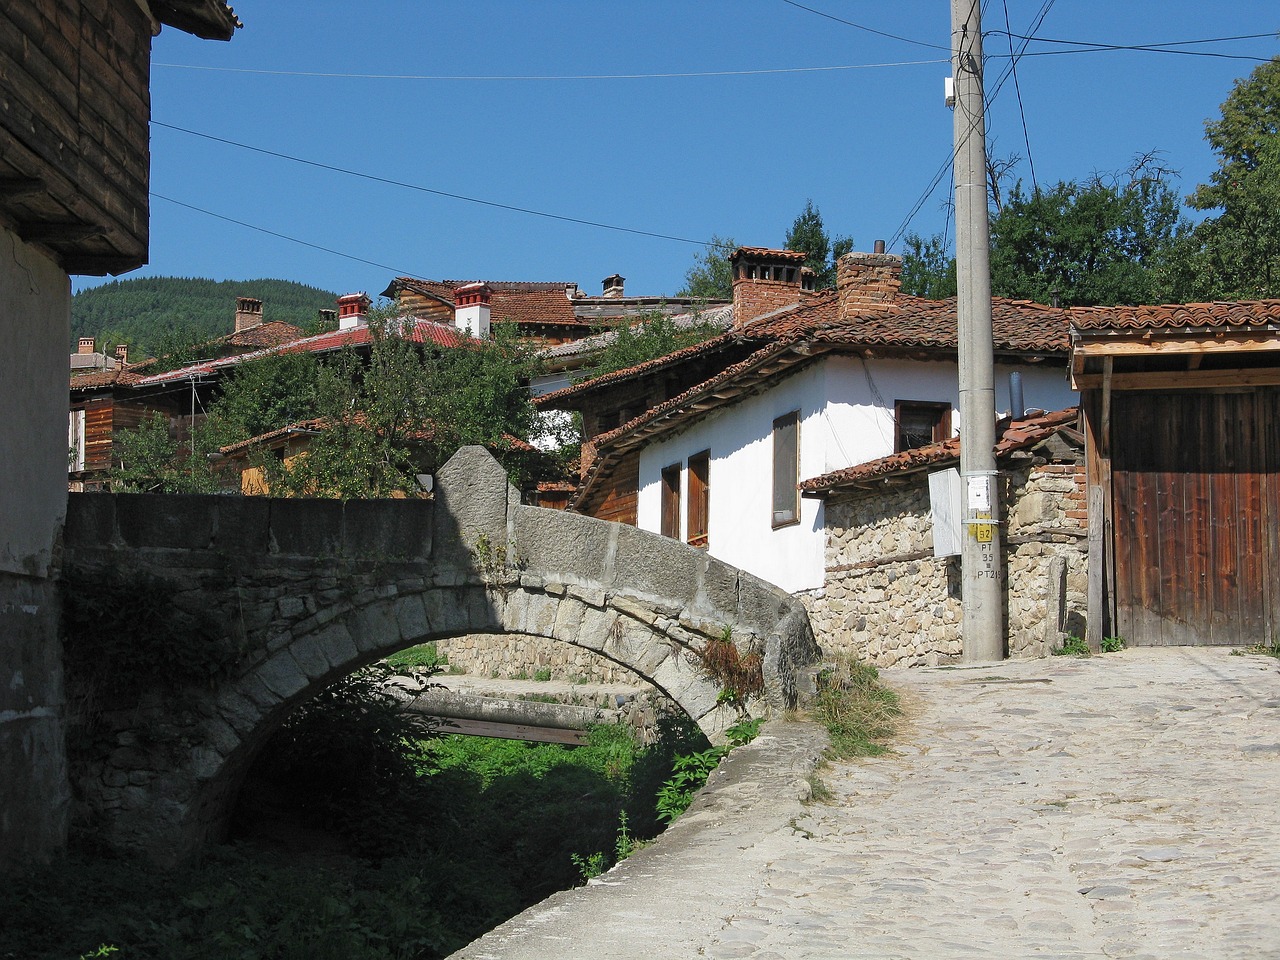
677,235,738,300
1174,56,1280,300
900,232,958,299
72,276,339,359
784,199,852,290
988,155,1188,306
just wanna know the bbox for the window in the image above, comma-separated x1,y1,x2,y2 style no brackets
772,411,800,527
660,462,681,539
68,409,85,473
686,450,710,548
895,401,951,452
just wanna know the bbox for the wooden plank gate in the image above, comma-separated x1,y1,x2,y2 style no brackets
1110,387,1279,647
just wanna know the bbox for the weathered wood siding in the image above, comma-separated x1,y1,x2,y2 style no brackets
586,451,639,525
0,0,153,273
1111,388,1279,647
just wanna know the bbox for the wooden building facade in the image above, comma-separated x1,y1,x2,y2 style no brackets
1071,301,1280,648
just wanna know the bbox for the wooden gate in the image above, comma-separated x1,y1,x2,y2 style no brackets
1111,388,1278,646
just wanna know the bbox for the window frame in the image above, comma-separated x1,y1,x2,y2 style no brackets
686,449,710,548
894,400,952,453
660,462,682,540
771,411,800,529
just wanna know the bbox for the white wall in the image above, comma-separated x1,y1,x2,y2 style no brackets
634,354,1077,594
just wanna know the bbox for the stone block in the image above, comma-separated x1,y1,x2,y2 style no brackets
268,499,343,557
343,499,433,560
346,600,404,655
433,446,517,572
612,524,699,607
312,622,359,674
117,493,216,549
393,593,432,644
210,496,271,555
255,651,309,699
63,493,116,546
513,505,614,585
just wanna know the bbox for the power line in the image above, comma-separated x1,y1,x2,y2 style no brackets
150,192,423,275
775,0,951,51
152,58,950,81
151,121,713,246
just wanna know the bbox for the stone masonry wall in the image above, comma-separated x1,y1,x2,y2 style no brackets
804,453,1087,667
435,634,642,683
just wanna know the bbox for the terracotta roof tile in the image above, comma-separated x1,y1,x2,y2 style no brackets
389,278,583,328
220,320,306,349
1069,300,1280,332
799,408,1079,493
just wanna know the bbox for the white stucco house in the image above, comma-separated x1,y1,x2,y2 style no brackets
537,247,1077,594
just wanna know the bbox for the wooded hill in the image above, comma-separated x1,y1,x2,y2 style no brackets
72,277,341,359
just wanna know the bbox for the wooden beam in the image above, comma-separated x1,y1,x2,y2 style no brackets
19,221,107,243
1075,336,1280,358
0,178,45,200
1074,368,1280,391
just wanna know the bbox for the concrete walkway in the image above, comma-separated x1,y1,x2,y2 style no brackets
450,648,1280,960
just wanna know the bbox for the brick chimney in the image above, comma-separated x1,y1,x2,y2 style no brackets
836,244,902,318
234,296,263,333
454,282,492,339
77,336,96,355
729,247,809,326
337,292,371,330
114,343,129,365
601,274,625,298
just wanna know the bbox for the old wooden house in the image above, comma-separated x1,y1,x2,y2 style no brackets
1071,301,1280,648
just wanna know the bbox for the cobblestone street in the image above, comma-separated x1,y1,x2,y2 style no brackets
454,648,1280,960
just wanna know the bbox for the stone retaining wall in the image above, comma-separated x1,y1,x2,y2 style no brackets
804,455,1087,667
435,634,642,684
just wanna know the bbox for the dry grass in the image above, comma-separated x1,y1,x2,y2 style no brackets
811,656,903,759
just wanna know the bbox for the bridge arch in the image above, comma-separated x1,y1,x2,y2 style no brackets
61,447,819,863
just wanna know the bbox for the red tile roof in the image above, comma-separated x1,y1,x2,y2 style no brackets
131,319,468,387
799,408,1080,493
220,320,307,349
388,278,584,328
1069,300,1280,332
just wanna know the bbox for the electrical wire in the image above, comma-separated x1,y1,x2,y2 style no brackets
151,121,713,246
151,59,950,80
775,0,951,51
150,192,425,275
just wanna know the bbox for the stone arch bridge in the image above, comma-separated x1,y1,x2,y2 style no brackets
61,447,819,863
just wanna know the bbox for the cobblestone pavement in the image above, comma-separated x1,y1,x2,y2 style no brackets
451,648,1280,960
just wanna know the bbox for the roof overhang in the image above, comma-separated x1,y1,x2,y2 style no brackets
1070,326,1280,392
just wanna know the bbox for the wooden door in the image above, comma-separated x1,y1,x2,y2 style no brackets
1111,388,1276,646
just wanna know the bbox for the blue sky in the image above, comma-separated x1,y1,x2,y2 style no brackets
76,1,1278,302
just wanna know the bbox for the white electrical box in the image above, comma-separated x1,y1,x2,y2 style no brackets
944,76,956,108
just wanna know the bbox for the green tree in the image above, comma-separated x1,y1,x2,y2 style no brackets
988,155,1187,306
677,235,738,300
110,412,222,494
580,311,725,383
1176,57,1280,300
784,199,853,290
900,232,958,299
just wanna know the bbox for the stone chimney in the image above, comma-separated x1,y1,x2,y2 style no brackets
337,292,371,331
729,247,809,326
601,274,625,298
114,343,129,365
454,282,492,339
234,296,263,333
836,245,902,317
77,336,96,355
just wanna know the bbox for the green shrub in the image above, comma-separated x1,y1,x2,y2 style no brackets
1100,636,1126,653
1052,636,1091,656
385,642,447,671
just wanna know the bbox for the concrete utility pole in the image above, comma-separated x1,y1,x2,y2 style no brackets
950,0,1004,661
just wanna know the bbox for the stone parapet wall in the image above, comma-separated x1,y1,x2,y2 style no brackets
435,634,642,684
805,454,1087,667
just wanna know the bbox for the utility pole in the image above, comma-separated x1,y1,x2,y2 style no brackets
950,0,1004,661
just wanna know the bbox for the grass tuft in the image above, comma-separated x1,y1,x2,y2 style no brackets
811,656,902,759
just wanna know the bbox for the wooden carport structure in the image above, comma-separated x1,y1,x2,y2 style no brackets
1071,301,1280,648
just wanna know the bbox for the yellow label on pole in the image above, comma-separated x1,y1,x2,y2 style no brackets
972,511,994,542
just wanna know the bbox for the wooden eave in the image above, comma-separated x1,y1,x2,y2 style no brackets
1070,327,1280,391
150,1,241,40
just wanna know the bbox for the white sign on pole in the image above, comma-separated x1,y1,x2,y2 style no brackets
929,468,962,558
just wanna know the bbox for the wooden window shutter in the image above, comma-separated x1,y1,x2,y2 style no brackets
687,450,710,548
660,462,681,539
772,411,799,527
